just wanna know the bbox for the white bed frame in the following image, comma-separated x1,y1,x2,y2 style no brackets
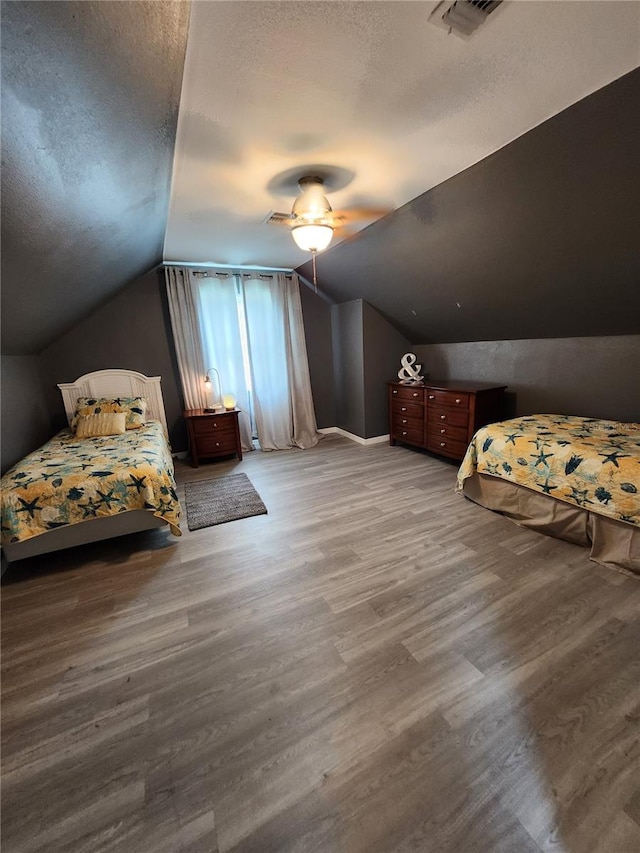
4,370,174,563
58,368,168,435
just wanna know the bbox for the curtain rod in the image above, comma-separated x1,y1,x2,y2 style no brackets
163,261,294,273
191,271,293,280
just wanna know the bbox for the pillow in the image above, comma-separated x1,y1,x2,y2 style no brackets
75,412,127,438
72,396,147,430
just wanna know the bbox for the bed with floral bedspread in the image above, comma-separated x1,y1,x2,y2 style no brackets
456,415,640,574
1,420,181,548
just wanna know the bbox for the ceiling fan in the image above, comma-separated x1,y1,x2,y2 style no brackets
265,175,389,255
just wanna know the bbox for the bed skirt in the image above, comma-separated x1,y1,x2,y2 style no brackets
462,473,640,576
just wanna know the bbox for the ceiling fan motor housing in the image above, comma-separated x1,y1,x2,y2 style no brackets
292,176,333,223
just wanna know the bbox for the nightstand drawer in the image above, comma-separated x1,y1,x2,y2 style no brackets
427,406,469,428
192,416,236,437
425,390,470,410
390,385,425,403
198,434,237,455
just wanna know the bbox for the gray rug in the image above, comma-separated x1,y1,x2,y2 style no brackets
184,473,267,531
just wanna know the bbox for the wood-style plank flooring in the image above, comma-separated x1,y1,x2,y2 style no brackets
2,435,639,852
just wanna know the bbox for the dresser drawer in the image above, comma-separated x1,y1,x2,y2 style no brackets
427,422,469,443
390,385,425,403
425,389,470,410
426,435,468,460
393,413,423,433
392,401,423,419
427,406,469,428
394,425,424,445
192,416,236,437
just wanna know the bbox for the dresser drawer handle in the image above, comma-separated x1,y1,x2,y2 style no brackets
402,419,407,424
440,441,446,447
215,442,220,447
440,428,446,434
440,414,446,420
401,407,407,411
412,392,418,397
455,398,462,404
402,431,407,436
428,394,435,400
393,389,398,395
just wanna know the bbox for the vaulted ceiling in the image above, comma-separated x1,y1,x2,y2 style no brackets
1,1,639,355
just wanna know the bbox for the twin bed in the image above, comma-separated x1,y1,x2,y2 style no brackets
457,414,640,574
1,369,181,562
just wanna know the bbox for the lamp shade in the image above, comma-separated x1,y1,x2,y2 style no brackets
291,223,333,253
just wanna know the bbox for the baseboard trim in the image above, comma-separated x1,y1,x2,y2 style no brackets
319,427,390,446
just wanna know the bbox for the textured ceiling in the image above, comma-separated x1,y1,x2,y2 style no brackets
1,0,190,355
164,0,640,269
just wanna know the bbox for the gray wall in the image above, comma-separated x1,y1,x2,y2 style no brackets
414,335,640,422
298,68,640,344
331,300,365,437
299,284,335,429
39,269,187,450
330,299,412,439
1,356,51,474
363,302,411,438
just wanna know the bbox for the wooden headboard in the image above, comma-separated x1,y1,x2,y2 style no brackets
58,369,169,435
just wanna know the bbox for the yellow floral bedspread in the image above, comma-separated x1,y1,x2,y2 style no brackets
457,415,640,527
1,421,181,545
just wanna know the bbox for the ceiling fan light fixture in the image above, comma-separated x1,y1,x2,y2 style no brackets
291,223,333,253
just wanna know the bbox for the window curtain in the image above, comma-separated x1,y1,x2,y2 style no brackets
196,275,253,451
242,274,319,450
164,267,207,410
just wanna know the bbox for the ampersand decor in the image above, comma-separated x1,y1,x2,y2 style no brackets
398,353,424,385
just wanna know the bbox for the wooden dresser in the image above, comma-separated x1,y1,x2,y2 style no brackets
184,408,243,467
388,380,506,461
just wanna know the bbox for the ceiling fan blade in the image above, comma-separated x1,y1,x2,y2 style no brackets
332,206,392,224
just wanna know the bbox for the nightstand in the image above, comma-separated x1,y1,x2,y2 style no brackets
183,408,243,467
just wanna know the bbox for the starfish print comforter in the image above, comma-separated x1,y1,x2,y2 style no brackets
457,415,640,527
1,420,181,545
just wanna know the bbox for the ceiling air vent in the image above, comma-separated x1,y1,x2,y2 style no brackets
429,0,503,39
264,211,291,225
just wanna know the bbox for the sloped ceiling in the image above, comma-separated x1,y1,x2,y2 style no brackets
299,68,640,343
0,0,190,355
164,1,639,269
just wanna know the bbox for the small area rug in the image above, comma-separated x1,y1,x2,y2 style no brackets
184,473,267,531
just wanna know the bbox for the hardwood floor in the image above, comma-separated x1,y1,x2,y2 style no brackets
2,434,639,852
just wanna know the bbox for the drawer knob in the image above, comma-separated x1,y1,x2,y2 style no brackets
393,389,398,394
215,442,220,447
440,428,446,434
213,422,218,427
455,398,461,404
402,431,407,436
401,407,407,411
412,392,418,397
428,395,435,400
402,419,407,424
440,415,446,420
440,441,446,447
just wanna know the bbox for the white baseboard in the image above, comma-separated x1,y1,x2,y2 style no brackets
319,427,390,446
